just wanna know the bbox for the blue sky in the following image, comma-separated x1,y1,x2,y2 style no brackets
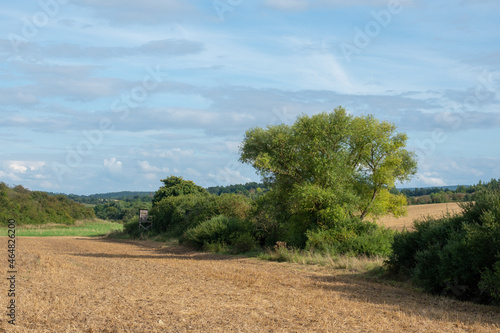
0,0,499,195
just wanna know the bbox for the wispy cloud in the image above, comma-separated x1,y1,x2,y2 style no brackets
0,0,499,193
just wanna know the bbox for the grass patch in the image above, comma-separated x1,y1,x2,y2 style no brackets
0,219,123,237
258,242,386,274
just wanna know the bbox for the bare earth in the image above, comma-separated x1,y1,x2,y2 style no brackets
377,202,463,231
1,236,499,332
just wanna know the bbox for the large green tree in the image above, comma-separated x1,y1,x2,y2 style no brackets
239,106,417,238
152,176,208,206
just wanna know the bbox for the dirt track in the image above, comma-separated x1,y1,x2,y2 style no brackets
1,237,499,332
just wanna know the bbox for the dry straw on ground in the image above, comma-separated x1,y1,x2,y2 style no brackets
1,234,499,332
377,202,462,231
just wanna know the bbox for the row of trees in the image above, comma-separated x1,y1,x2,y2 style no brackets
132,107,417,255
405,191,468,205
93,200,151,224
67,192,153,205
0,183,95,225
400,180,500,205
207,182,267,197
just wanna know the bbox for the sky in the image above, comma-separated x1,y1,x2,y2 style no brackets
0,0,499,195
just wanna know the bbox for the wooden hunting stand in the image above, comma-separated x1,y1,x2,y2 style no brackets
139,209,153,232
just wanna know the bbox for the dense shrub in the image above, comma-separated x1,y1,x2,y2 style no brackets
152,176,208,206
123,217,141,238
248,193,287,247
183,215,256,253
387,189,500,304
305,218,395,256
479,260,500,303
149,193,254,237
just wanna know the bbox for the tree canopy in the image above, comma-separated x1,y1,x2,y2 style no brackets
152,176,208,206
239,106,417,238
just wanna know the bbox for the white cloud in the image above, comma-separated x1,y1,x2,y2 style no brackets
143,173,157,180
138,161,169,173
208,167,252,186
186,168,201,177
104,157,122,174
159,148,194,158
417,172,447,187
39,181,57,189
7,161,46,173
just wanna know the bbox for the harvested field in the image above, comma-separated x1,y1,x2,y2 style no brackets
377,202,463,231
1,237,499,332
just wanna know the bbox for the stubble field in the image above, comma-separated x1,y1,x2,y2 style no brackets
1,229,499,332
377,202,463,231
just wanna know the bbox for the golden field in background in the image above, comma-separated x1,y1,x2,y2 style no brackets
377,202,463,231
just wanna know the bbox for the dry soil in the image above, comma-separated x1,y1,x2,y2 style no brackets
1,235,499,332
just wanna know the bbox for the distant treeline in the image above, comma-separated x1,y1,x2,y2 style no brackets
397,179,499,205
65,183,267,205
207,182,268,197
64,191,153,205
60,192,152,223
64,183,267,224
0,182,95,226
93,200,151,223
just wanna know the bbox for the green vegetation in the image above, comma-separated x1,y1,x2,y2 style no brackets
387,186,500,305
0,182,95,226
114,107,499,307
128,108,416,258
207,182,268,198
398,179,499,205
239,106,416,248
93,199,151,224
305,218,395,256
183,215,256,253
258,242,386,272
66,191,153,205
152,176,208,206
65,190,153,225
150,188,253,237
0,220,123,237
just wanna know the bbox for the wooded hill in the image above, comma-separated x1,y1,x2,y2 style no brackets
0,182,95,226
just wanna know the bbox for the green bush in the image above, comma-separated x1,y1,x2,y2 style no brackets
149,193,254,237
232,232,257,253
479,260,500,304
123,217,141,238
387,189,500,304
250,195,282,247
305,218,395,256
183,215,255,253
